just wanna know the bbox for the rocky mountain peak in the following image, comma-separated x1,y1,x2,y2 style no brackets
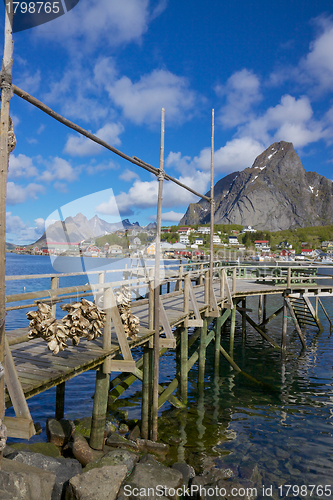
180,141,333,231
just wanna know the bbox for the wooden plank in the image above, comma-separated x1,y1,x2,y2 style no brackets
303,295,324,331
285,298,307,348
158,296,175,340
159,338,176,348
223,270,233,309
4,416,35,439
244,313,279,348
110,360,136,373
109,287,133,361
188,281,203,324
5,337,34,425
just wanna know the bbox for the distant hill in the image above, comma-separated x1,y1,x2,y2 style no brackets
34,214,142,247
180,141,333,231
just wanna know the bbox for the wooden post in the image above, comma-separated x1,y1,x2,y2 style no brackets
55,382,65,420
204,270,209,306
90,366,109,450
220,268,225,299
152,108,165,441
230,300,236,357
209,109,215,311
102,286,112,374
232,267,237,294
184,273,189,325
214,315,222,376
50,276,59,317
281,298,288,349
180,327,188,403
258,295,263,323
242,298,246,340
198,318,207,385
0,1,14,465
287,268,291,289
141,345,150,439
148,268,154,331
199,263,204,285
263,294,267,323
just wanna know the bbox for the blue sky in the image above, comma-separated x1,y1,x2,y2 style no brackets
3,0,333,243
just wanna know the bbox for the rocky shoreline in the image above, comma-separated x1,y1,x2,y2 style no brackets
0,415,260,500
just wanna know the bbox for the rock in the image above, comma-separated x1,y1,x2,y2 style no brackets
65,465,127,500
171,462,195,486
180,140,333,231
5,450,82,500
139,454,160,465
46,419,75,447
106,432,138,452
83,449,138,474
72,432,104,466
105,420,117,435
5,442,61,458
73,417,92,438
119,461,183,500
136,439,169,458
0,457,55,500
118,423,129,435
128,425,141,441
115,410,129,421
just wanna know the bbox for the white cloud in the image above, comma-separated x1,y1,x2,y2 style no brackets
106,69,196,125
299,17,333,93
8,154,39,179
160,211,184,222
101,170,209,215
6,213,45,244
119,169,140,182
40,157,78,183
44,64,110,123
15,70,41,94
35,0,156,49
216,69,262,128
64,123,124,156
166,137,264,176
239,94,324,148
7,182,45,205
86,161,119,175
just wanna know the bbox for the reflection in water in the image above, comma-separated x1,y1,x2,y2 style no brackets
5,254,333,495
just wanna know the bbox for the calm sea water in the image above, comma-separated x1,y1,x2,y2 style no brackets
5,254,333,498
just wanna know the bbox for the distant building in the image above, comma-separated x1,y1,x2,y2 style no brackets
241,225,256,233
301,248,315,258
213,235,221,244
179,235,189,244
228,236,239,245
195,238,203,245
178,227,190,235
277,241,292,249
197,227,210,234
255,240,270,252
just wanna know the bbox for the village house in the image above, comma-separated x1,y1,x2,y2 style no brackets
228,236,239,245
254,240,270,251
197,226,210,234
195,238,203,245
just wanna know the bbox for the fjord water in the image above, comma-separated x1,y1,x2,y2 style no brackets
5,254,333,496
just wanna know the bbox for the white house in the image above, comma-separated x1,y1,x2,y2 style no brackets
213,235,221,244
241,225,256,233
179,235,189,244
197,227,210,234
228,236,239,245
255,240,270,251
195,238,203,245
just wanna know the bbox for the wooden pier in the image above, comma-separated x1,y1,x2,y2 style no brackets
3,261,333,445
